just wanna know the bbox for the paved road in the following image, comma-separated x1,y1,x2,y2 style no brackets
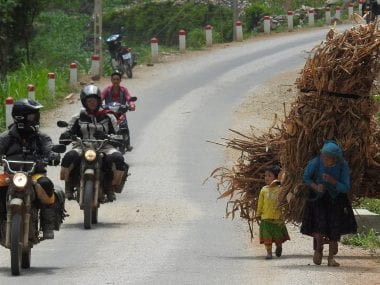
3,25,375,284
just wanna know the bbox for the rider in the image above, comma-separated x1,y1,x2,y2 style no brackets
59,84,128,202
0,99,65,239
101,70,136,152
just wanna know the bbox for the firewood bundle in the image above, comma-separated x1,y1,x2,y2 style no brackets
210,21,380,230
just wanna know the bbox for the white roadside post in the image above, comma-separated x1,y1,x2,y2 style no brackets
263,16,270,34
348,2,354,18
90,55,100,77
358,0,363,16
27,84,35,100
326,6,331,25
235,21,243,42
205,24,212,47
335,6,341,21
5,97,13,128
151,37,159,63
69,63,77,86
287,11,294,32
48,72,55,97
308,9,315,26
179,30,186,52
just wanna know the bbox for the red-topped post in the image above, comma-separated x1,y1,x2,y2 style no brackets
264,16,270,34
325,6,331,25
179,30,186,52
235,21,243,42
151,37,159,63
287,11,294,32
348,2,353,18
70,63,77,86
90,55,100,78
5,97,14,128
308,9,315,26
205,25,213,47
48,72,55,97
27,84,35,100
335,6,341,21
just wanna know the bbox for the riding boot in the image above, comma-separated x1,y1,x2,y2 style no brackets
61,166,76,199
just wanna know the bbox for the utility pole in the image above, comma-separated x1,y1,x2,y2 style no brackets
232,0,238,41
94,0,103,76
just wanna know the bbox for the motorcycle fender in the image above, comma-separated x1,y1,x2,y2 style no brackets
83,169,95,180
9,198,23,210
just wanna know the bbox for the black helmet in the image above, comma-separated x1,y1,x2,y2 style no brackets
80,84,102,109
12,98,43,132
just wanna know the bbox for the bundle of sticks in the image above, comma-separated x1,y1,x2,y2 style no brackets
210,21,380,232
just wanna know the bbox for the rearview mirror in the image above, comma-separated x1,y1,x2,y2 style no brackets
52,144,66,153
57,121,68,128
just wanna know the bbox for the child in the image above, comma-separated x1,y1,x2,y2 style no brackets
256,165,290,259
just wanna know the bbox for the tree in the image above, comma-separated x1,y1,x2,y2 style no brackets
0,0,47,78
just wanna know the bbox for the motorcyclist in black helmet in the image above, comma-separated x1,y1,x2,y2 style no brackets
59,84,128,202
0,99,65,239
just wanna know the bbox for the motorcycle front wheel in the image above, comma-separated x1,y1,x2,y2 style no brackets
83,180,94,229
10,213,22,275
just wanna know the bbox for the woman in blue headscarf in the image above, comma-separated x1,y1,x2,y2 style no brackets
300,140,357,267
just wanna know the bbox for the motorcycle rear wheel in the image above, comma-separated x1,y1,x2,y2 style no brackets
11,214,22,275
84,180,94,229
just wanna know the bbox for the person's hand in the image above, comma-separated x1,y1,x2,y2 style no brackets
322,173,337,185
59,131,72,145
48,153,61,166
311,183,324,193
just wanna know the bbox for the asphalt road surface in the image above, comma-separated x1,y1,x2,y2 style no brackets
2,25,378,284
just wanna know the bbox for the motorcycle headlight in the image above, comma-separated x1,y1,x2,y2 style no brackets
85,149,97,162
13,173,28,188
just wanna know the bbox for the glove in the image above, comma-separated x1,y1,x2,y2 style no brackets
94,130,107,140
59,131,72,145
48,153,61,166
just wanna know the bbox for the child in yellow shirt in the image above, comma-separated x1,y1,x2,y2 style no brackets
256,165,290,259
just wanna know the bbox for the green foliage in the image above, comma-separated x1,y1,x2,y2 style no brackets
0,63,70,130
31,11,91,72
102,1,233,47
355,198,380,215
342,229,380,253
244,3,270,32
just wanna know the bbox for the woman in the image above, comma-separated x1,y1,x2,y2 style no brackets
300,140,357,267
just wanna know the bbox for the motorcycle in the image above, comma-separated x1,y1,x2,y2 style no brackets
57,121,128,229
0,144,66,276
103,96,137,154
106,34,137,79
363,0,380,23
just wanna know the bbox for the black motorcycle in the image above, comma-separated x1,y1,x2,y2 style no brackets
57,121,128,229
0,144,66,276
106,34,137,79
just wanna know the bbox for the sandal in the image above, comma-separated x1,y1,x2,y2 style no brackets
313,250,323,265
265,252,273,260
328,258,340,267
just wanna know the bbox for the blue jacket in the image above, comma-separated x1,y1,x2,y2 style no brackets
303,155,350,198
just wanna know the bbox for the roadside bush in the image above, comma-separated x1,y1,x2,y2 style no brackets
342,229,380,253
244,3,271,32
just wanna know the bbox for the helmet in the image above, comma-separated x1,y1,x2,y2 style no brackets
80,84,102,109
12,98,43,132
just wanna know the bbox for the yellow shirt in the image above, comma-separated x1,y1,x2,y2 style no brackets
256,185,283,220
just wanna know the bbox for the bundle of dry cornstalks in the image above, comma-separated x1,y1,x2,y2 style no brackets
210,21,380,233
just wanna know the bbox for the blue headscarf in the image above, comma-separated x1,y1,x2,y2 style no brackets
320,140,343,160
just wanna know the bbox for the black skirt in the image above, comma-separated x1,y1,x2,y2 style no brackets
300,190,357,241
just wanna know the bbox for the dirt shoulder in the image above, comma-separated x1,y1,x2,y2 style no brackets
227,70,380,282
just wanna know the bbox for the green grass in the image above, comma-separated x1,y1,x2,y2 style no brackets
0,63,72,130
355,198,380,215
342,229,380,253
